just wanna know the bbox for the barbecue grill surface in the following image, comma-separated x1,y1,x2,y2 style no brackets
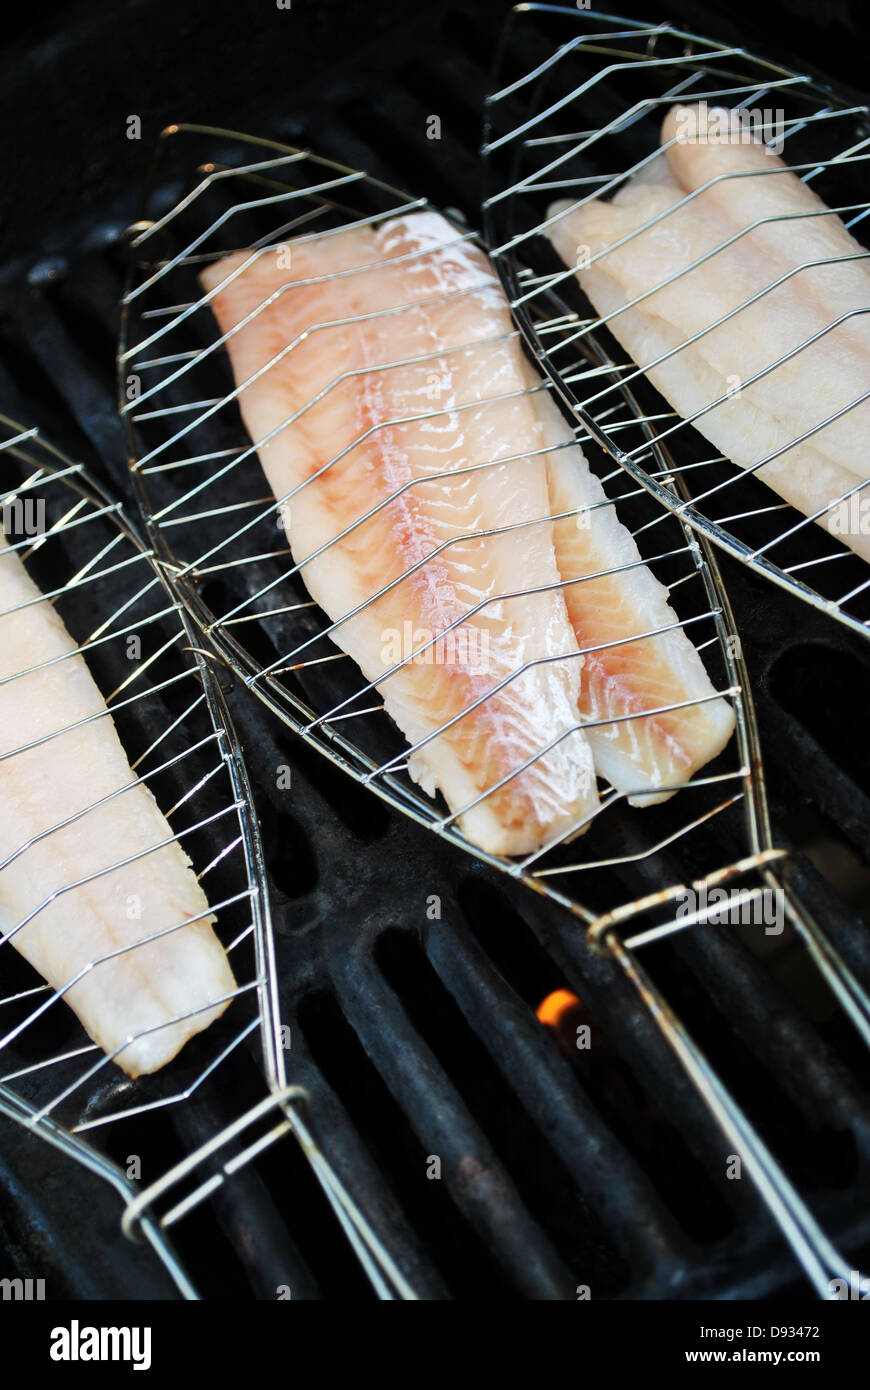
1,0,869,1301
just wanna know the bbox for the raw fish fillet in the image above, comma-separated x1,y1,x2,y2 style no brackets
201,211,733,820
547,104,870,560
202,213,598,856
0,534,236,1076
541,395,735,804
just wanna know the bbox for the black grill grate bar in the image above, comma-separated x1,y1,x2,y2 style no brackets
0,0,868,1298
326,923,579,1299
168,1060,323,1300
501,883,780,1221
605,832,870,1140
284,1029,452,1300
238,694,743,1293
674,911,870,1145
8,283,128,471
1,177,860,1301
424,908,693,1275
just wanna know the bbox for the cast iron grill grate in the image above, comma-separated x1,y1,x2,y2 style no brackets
113,116,870,1294
0,0,868,1302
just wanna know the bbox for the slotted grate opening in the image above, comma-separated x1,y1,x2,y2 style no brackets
0,0,869,1304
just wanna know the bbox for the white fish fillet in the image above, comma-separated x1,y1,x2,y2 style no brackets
547,104,870,561
540,395,735,804
201,211,733,821
202,214,600,855
0,535,236,1077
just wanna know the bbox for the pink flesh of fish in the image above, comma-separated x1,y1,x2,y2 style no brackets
201,210,733,822
541,396,735,804
202,213,598,856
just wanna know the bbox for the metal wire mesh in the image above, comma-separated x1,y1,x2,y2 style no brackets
0,420,274,1098
112,123,870,1297
118,122,758,920
482,4,870,637
0,420,411,1297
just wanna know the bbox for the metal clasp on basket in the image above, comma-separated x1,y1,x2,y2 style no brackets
121,1083,419,1301
583,844,870,1300
587,848,790,955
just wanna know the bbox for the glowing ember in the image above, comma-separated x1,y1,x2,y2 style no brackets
536,989,582,1028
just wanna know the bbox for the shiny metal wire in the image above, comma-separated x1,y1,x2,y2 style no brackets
0,420,408,1299
119,124,748,898
118,125,868,1298
482,4,870,638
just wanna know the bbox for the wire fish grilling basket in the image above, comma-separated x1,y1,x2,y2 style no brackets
482,5,870,638
118,124,870,1297
0,419,410,1299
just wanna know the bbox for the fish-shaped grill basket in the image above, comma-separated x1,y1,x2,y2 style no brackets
118,123,869,1297
0,420,407,1299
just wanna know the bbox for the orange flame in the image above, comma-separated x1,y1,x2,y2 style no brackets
536,988,582,1028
